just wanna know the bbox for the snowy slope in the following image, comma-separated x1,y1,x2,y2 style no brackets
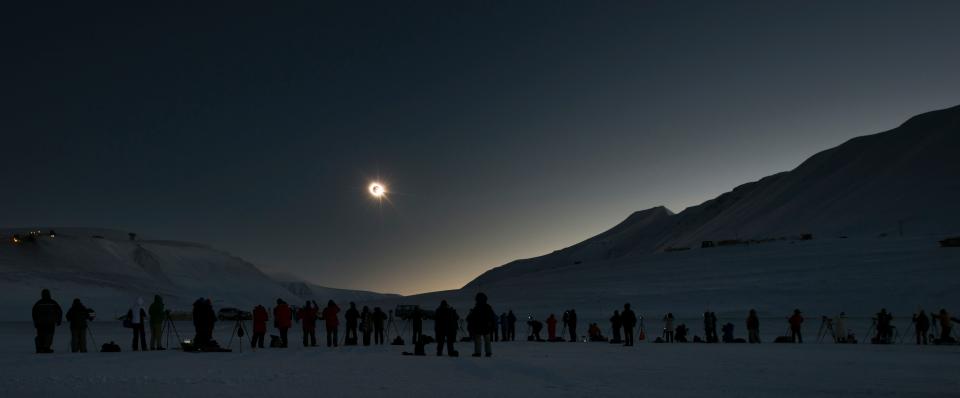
468,104,960,288
0,228,395,320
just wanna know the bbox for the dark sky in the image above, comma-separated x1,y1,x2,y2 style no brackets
2,2,958,294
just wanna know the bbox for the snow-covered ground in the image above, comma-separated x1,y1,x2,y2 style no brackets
0,321,957,397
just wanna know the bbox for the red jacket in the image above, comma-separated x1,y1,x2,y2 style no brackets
253,306,269,334
322,304,340,329
274,304,292,329
299,306,319,332
546,316,558,337
789,314,804,330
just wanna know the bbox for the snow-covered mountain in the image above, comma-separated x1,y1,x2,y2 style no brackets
468,104,960,288
0,228,396,320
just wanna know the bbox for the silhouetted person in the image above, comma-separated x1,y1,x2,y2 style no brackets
675,324,689,342
610,310,622,343
192,298,216,348
252,305,268,348
588,323,606,341
567,309,578,342
468,292,497,357
506,311,517,341
914,310,930,345
527,319,544,341
546,314,558,341
361,306,372,346
788,309,804,343
934,308,958,342
298,301,318,347
435,300,459,356
663,313,675,343
130,297,148,351
344,302,359,345
874,308,893,344
274,299,292,348
65,298,92,353
148,295,165,350
747,309,760,343
411,307,424,345
704,312,718,343
373,307,387,345
322,300,340,347
622,303,638,346
835,312,848,343
500,313,508,341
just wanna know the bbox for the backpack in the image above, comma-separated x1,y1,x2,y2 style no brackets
101,341,121,352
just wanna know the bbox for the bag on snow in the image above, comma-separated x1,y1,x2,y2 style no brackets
101,342,121,352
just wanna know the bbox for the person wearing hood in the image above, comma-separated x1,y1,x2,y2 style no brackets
32,289,63,353
507,311,517,341
467,292,497,357
65,298,93,353
322,300,340,347
252,304,269,348
546,314,558,341
298,301,319,347
130,297,148,351
148,295,166,350
273,299,292,348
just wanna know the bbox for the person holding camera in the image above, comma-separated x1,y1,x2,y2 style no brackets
65,298,94,353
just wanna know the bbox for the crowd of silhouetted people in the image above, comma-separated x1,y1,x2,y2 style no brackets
29,288,960,356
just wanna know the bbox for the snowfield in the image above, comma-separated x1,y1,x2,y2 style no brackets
0,321,957,398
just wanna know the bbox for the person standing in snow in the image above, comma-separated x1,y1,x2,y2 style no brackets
32,289,63,353
130,297,148,351
434,300,459,356
788,309,804,343
344,302,359,345
609,310,622,344
467,292,497,357
148,295,165,350
746,309,760,343
507,311,517,341
411,306,424,345
251,304,269,348
546,314,558,341
622,304,638,346
373,307,387,345
567,309,578,342
933,308,958,343
191,298,216,348
361,306,373,346
273,299,292,348
65,298,92,353
913,310,930,345
322,300,340,347
298,301,318,347
663,313,675,343
834,312,848,343
500,313,508,341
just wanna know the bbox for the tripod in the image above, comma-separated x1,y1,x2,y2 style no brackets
162,313,183,350
226,318,247,353
817,317,835,343
864,318,877,342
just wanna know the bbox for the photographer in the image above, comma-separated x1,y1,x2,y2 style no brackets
527,318,544,342
65,298,94,353
913,310,930,345
148,295,165,350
